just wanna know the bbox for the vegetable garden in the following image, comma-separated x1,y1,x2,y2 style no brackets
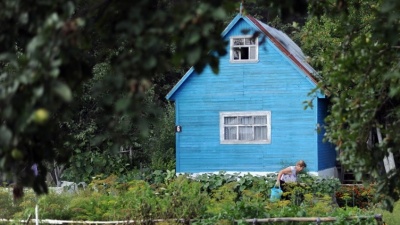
0,171,393,224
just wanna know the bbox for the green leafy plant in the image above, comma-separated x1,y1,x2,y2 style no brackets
0,189,23,219
38,192,73,220
62,150,131,183
0,173,383,224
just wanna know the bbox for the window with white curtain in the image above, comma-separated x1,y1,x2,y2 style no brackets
230,36,258,63
220,111,271,144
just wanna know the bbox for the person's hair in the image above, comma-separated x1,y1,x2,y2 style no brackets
296,160,307,168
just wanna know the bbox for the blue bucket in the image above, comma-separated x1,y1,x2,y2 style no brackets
270,186,283,202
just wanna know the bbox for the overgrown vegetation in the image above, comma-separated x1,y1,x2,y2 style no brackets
0,172,387,224
1,0,400,215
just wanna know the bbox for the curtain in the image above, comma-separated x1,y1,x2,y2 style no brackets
224,115,268,141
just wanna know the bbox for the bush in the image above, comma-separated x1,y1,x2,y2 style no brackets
0,189,22,219
38,192,74,220
335,184,375,208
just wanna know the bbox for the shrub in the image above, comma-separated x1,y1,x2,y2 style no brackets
162,176,210,220
38,192,73,220
206,182,239,216
68,191,104,220
116,180,158,221
0,189,23,219
336,184,375,208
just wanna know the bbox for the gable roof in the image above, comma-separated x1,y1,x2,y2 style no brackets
166,14,318,100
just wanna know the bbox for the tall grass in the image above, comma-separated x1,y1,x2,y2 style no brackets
374,200,400,225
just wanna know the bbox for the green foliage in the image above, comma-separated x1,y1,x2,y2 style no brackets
335,185,375,209
162,175,210,220
1,0,399,216
68,191,108,220
298,173,341,196
302,193,334,216
141,89,176,171
375,200,400,225
117,180,159,221
194,172,243,193
300,0,400,211
0,189,23,219
144,169,177,185
38,192,73,219
0,0,237,193
10,190,37,220
62,150,130,183
206,182,239,216
0,173,384,225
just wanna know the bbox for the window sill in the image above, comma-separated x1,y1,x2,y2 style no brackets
229,60,259,64
220,140,271,144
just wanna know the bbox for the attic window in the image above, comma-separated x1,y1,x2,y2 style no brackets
220,111,271,144
230,36,258,63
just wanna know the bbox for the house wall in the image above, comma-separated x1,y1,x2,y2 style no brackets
171,18,326,174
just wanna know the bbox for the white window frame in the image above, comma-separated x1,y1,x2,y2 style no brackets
220,111,271,144
230,36,259,63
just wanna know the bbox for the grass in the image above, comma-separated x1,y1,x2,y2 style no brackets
374,201,400,225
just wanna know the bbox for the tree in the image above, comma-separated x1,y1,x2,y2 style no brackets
5,0,399,212
300,0,400,211
0,0,235,197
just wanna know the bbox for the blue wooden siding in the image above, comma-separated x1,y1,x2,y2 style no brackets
171,18,322,173
317,98,337,170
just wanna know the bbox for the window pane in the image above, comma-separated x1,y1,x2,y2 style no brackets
239,116,252,125
241,47,249,59
224,116,238,125
254,116,267,124
233,48,240,60
225,126,237,140
254,126,267,140
245,38,255,45
239,126,253,140
249,46,256,59
233,38,244,45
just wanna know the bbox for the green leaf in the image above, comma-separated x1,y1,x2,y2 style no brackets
85,165,93,174
53,81,72,102
144,56,157,70
115,98,130,112
0,125,12,147
27,36,45,54
187,46,201,65
212,7,227,20
33,85,44,97
188,33,200,45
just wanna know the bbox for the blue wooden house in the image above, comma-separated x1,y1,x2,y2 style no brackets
166,13,337,178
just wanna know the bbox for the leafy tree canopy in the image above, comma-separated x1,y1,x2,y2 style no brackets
300,0,400,211
0,0,236,196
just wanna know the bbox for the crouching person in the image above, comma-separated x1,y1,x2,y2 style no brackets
275,160,307,202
